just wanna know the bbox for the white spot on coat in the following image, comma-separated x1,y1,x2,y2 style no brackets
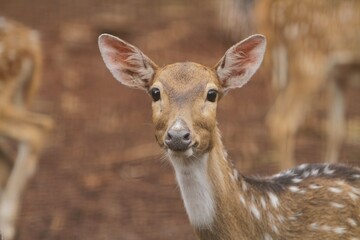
289,186,300,192
289,213,302,221
328,187,343,194
309,184,322,189
347,218,357,227
299,163,308,170
239,194,246,206
351,187,360,195
302,171,310,178
277,215,285,223
330,202,345,208
324,165,335,175
263,233,273,240
233,169,238,181
333,226,346,234
268,192,280,208
348,192,359,201
310,222,319,230
271,224,279,234
242,181,248,191
311,168,319,176
292,177,303,183
260,197,266,209
250,203,261,220
229,172,236,182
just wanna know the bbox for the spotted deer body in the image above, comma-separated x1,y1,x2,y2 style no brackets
98,34,360,239
0,18,53,239
218,0,360,169
255,0,360,168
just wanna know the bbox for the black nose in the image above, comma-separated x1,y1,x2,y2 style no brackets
165,125,191,151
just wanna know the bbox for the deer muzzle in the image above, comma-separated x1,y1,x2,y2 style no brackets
165,119,192,151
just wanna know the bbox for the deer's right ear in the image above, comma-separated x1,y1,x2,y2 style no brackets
98,34,158,90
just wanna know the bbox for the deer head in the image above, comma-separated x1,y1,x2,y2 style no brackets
98,34,266,159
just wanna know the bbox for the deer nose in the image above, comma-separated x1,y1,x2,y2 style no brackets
165,119,191,151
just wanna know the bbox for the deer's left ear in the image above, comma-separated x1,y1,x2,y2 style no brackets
215,34,266,91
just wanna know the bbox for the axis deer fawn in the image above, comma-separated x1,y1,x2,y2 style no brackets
0,18,53,239
98,34,360,239
254,0,360,169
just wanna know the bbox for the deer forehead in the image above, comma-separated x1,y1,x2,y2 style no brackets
152,62,220,103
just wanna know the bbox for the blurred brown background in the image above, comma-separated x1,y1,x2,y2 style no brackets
1,0,359,239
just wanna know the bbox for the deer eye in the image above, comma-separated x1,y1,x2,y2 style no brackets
150,88,161,102
206,89,218,102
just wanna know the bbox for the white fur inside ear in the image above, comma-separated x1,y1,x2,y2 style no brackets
98,34,156,89
217,34,266,90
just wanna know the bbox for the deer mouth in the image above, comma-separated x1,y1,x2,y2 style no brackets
166,142,199,157
165,139,191,152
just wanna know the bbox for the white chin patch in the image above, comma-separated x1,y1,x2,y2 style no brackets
184,148,193,157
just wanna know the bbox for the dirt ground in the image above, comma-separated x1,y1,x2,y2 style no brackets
1,0,360,239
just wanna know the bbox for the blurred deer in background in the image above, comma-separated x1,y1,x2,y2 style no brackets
0,18,53,239
98,33,360,239
219,0,360,170
256,0,360,169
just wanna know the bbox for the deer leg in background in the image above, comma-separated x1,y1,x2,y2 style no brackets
325,78,346,163
266,84,304,170
0,107,52,240
325,59,360,163
0,17,52,240
267,53,326,170
0,141,13,191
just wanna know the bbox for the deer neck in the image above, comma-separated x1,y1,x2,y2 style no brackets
168,126,248,236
